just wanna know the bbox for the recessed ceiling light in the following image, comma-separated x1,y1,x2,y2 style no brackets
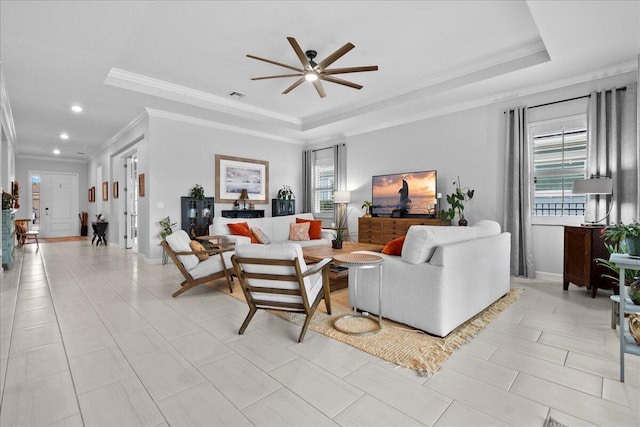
60,132,69,140
53,149,61,155
71,105,83,113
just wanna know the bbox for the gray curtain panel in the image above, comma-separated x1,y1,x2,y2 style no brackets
504,107,535,278
333,143,347,224
301,149,313,213
586,84,638,224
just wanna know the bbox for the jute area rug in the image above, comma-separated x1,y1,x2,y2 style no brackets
39,236,87,243
209,279,522,374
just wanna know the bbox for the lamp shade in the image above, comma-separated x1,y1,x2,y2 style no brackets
333,190,351,203
572,178,613,194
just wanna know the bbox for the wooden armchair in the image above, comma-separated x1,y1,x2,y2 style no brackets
15,219,39,251
161,230,234,297
231,243,332,343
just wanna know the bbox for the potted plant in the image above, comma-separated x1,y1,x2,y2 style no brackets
332,207,350,249
277,185,294,200
361,201,373,217
440,177,475,226
602,222,640,256
158,216,177,240
189,184,205,200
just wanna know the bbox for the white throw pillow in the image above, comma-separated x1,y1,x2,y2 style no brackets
401,225,478,264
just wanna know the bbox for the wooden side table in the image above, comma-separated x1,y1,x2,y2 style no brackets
331,253,384,336
563,225,613,297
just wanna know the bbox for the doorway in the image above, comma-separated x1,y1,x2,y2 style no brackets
125,152,138,252
33,172,79,238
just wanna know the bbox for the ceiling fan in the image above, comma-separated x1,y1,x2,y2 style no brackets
247,37,378,98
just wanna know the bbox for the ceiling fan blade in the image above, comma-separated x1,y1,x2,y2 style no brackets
312,80,326,98
323,65,378,75
282,77,306,94
320,75,363,90
287,37,312,69
246,54,303,72
317,43,355,70
251,73,304,80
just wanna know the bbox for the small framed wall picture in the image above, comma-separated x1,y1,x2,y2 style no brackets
139,173,145,197
102,181,109,201
88,188,92,202
113,181,119,199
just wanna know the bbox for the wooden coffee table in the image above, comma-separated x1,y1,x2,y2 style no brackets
302,241,385,292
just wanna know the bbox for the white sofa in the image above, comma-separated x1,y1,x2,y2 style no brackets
209,213,333,247
349,220,511,337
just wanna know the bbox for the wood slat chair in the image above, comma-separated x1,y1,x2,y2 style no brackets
15,219,39,251
161,230,234,297
231,243,332,343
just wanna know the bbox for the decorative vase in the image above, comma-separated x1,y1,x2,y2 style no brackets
629,314,640,345
625,237,640,256
332,239,343,249
628,277,640,305
458,218,468,226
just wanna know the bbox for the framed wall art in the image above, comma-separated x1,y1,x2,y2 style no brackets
139,173,145,197
102,182,109,201
88,186,95,202
215,155,269,204
113,181,119,199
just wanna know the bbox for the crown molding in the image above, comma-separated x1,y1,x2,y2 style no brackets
334,60,638,140
105,68,301,129
16,154,86,164
0,64,17,148
145,108,304,145
90,110,149,158
301,41,551,131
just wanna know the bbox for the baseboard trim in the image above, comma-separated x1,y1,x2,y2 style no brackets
535,271,562,282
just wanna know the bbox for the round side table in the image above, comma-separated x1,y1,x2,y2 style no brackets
331,253,383,336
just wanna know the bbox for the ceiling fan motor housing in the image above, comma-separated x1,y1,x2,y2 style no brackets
305,50,318,68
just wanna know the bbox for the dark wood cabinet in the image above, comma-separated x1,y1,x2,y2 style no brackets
221,210,265,219
181,197,214,238
272,199,295,216
358,217,449,245
563,225,614,298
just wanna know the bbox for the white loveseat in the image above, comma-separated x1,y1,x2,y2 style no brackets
209,213,333,247
350,220,511,337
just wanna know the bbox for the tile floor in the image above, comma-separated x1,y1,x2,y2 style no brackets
1,241,639,426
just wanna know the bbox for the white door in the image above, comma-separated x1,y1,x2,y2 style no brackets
125,153,138,252
41,173,79,238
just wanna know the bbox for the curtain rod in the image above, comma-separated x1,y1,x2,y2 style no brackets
311,143,345,153
503,86,627,113
527,86,626,110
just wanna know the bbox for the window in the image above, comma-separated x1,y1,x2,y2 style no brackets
530,115,587,218
312,148,335,216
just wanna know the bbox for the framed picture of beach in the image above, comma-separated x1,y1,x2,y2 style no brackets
215,155,269,204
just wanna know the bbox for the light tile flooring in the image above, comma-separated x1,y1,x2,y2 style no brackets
1,241,639,427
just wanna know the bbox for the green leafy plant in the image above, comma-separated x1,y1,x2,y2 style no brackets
159,216,177,240
277,185,294,200
189,184,205,200
440,177,475,223
596,222,640,286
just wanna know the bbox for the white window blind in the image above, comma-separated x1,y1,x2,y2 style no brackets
531,116,587,217
313,149,335,215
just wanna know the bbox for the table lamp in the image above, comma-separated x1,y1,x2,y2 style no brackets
239,189,249,209
572,175,613,225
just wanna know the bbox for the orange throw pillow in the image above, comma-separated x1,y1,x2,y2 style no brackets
189,240,209,261
296,218,323,239
227,222,259,243
382,236,405,256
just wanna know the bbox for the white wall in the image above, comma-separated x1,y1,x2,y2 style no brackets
342,71,637,278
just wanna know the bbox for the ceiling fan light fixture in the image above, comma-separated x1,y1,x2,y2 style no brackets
305,72,318,82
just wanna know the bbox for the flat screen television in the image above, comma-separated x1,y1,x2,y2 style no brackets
372,170,437,217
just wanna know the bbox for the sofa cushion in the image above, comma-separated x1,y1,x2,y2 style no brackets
471,220,501,237
228,222,259,243
189,240,209,261
296,218,323,239
401,226,478,264
166,230,199,271
251,227,271,245
289,222,310,241
382,236,405,256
